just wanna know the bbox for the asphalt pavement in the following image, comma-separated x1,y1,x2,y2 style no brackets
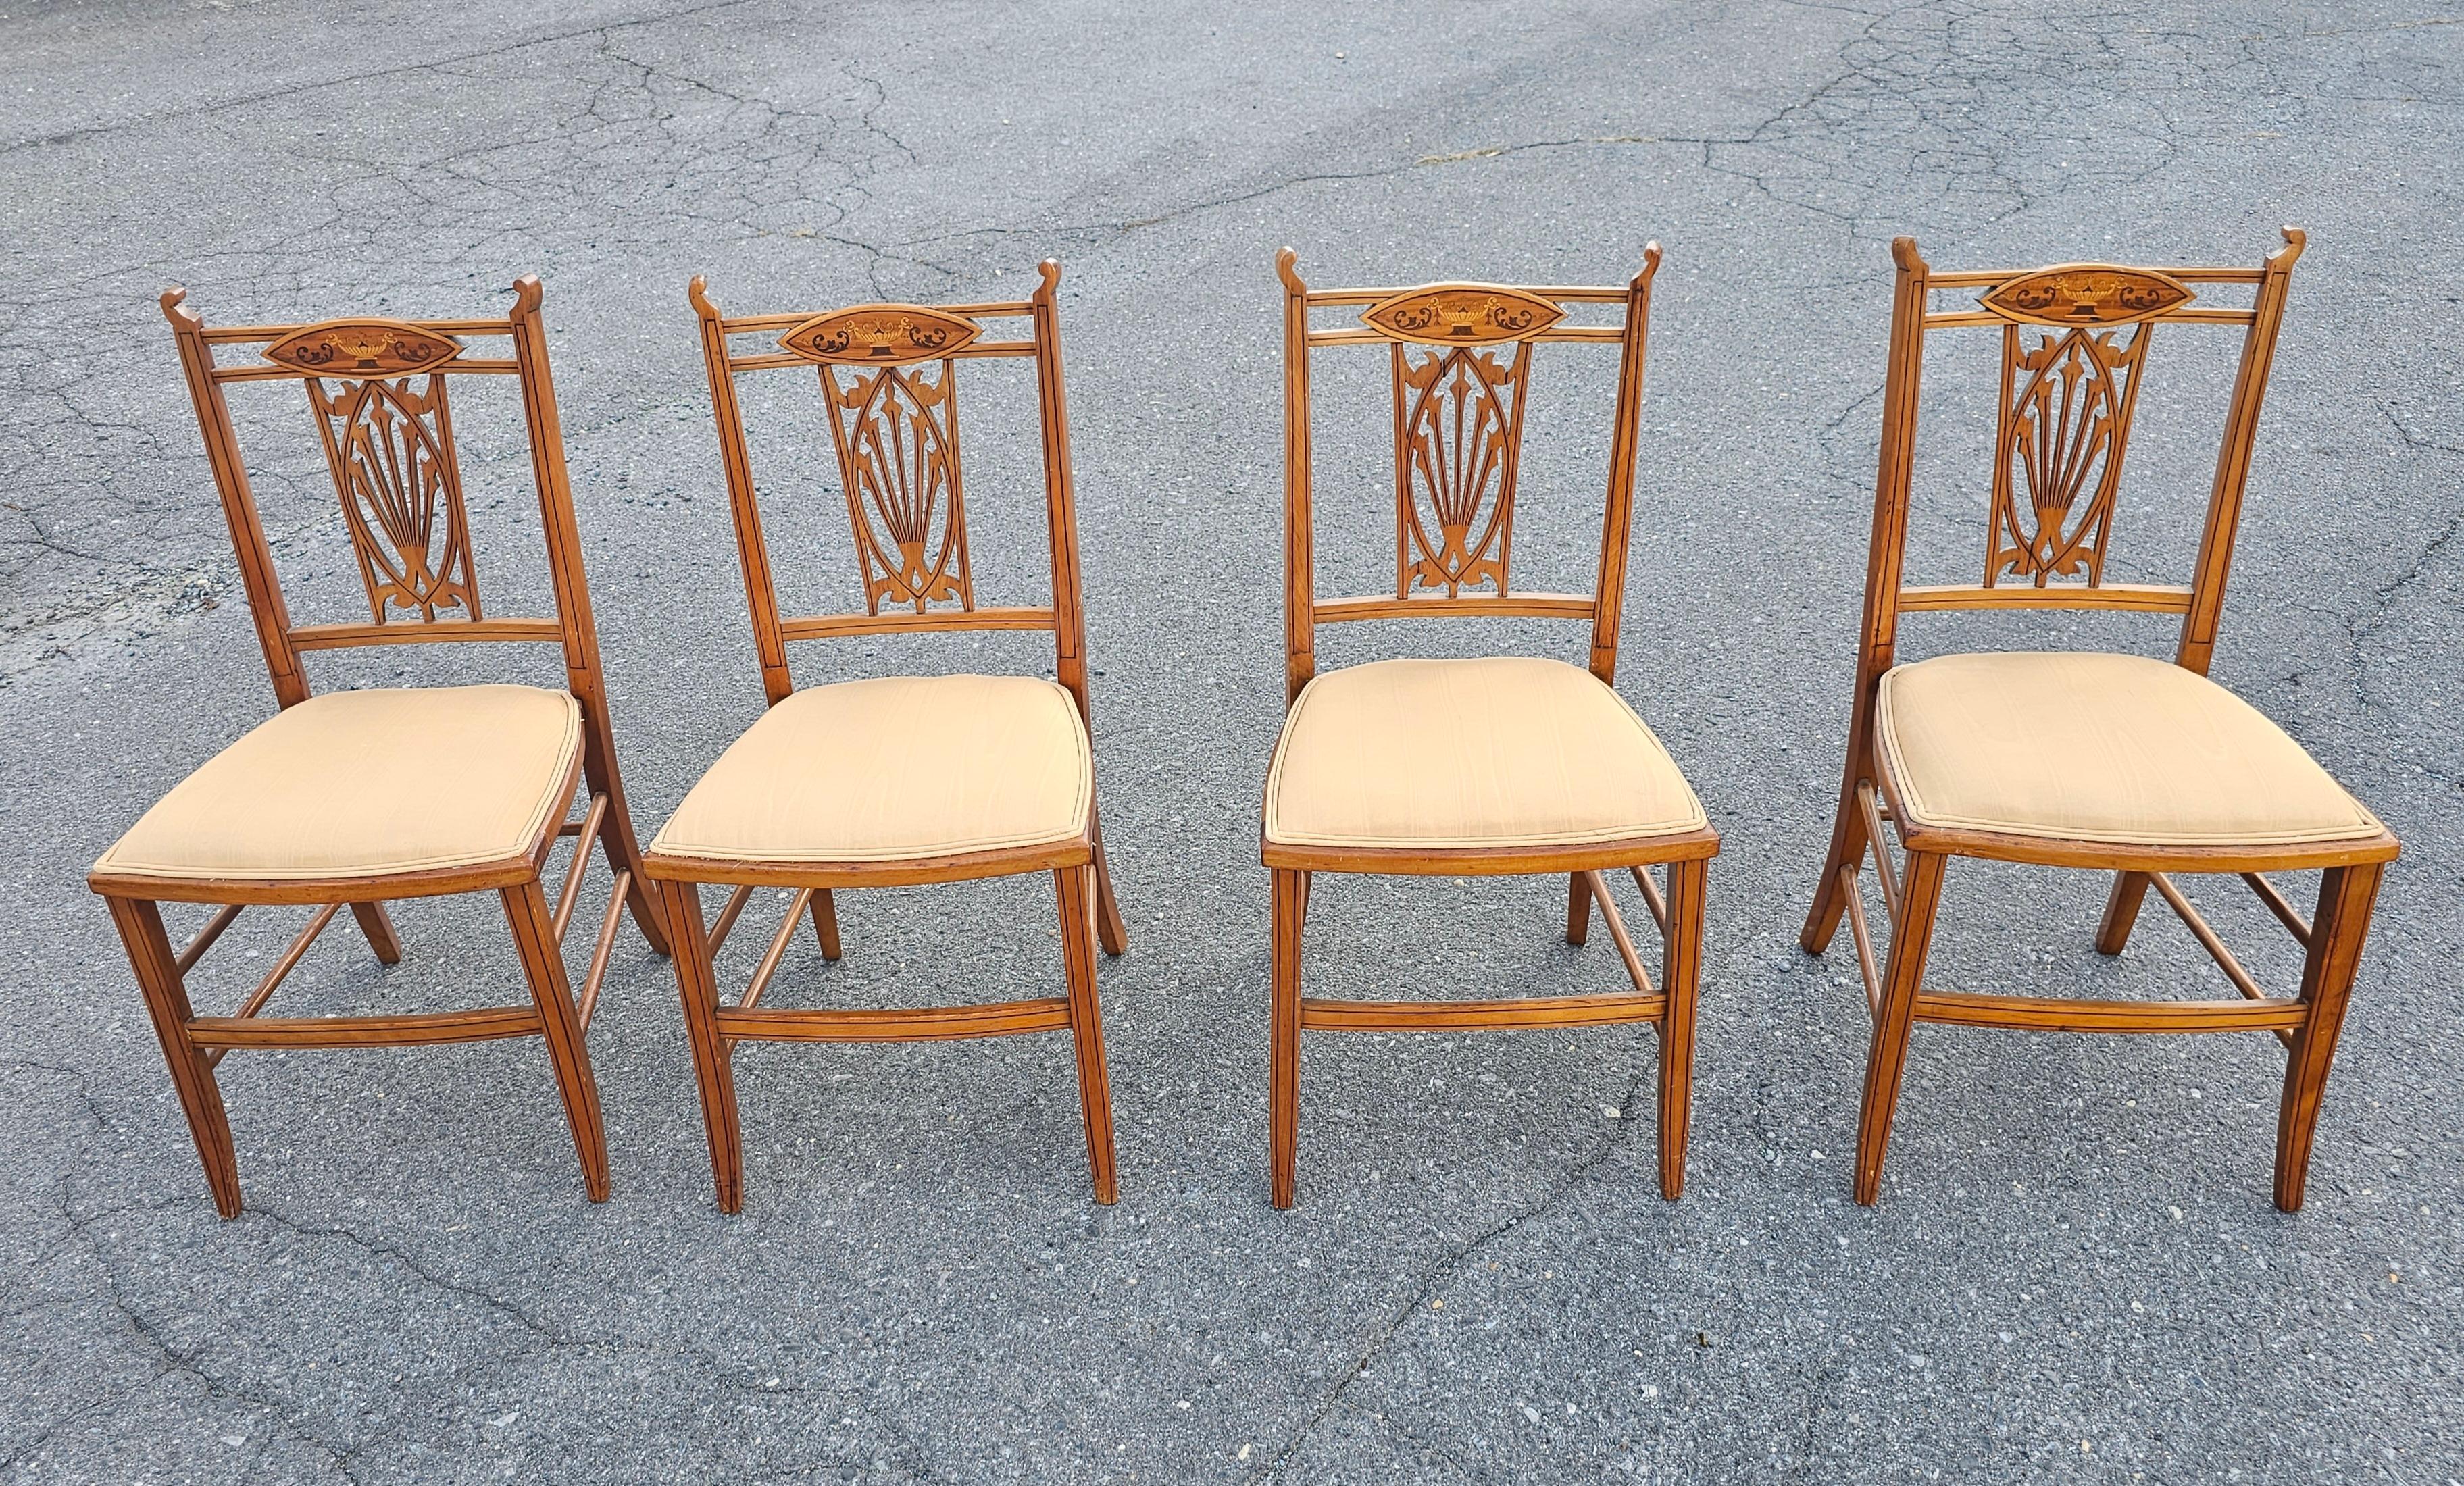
3,1,2459,1481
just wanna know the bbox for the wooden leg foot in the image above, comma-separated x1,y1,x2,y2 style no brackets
2273,864,2382,1212
1090,813,1128,957
1056,865,1118,1204
1853,852,1947,1206
351,900,403,964
1268,869,1305,1210
2095,871,2151,956
810,888,843,962
108,896,242,1218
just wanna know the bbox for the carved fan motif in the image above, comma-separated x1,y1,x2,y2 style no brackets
306,375,480,621
1986,324,2153,587
821,360,972,613
1393,342,1531,597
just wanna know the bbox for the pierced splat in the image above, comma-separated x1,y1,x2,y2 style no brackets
820,359,973,614
305,374,480,622
1392,341,1532,598
1986,322,2154,588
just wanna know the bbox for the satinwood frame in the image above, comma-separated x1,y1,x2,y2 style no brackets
1266,247,1717,1210
1797,230,2399,1212
92,277,671,1219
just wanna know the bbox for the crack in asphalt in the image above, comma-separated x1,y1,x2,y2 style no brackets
0,1045,959,1480
5,0,2461,1477
241,1204,582,1350
28,1192,366,1483
0,0,771,157
4,0,2436,687
0,3,940,680
1247,1069,1653,1481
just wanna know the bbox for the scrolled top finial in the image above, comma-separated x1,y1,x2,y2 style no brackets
1276,247,1306,294
1632,242,1663,290
159,286,201,330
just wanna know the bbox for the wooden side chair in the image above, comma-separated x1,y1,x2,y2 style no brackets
1799,230,2399,1211
91,278,672,1218
1264,247,1717,1209
653,260,1126,1212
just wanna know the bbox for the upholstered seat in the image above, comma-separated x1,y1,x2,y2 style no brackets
92,685,582,883
1876,650,2382,848
1264,657,1706,851
649,674,1092,865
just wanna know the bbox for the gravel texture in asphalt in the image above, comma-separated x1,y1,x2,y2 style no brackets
3,1,2460,1481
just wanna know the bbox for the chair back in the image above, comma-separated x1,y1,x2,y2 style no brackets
1846,230,2306,701
1275,246,1664,702
161,276,617,713
689,261,1094,716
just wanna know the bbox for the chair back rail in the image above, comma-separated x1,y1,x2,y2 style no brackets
1276,247,1663,704
690,262,1095,720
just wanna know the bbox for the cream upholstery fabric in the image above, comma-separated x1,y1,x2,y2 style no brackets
651,675,1091,864
94,686,581,883
1264,657,1706,850
1876,651,2382,847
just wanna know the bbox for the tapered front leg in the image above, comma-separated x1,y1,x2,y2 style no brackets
1055,864,1119,1203
1268,868,1306,1209
2275,863,2384,1212
1853,851,1948,1205
1658,859,1709,1200
661,879,744,1212
107,896,242,1218
503,879,609,1202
